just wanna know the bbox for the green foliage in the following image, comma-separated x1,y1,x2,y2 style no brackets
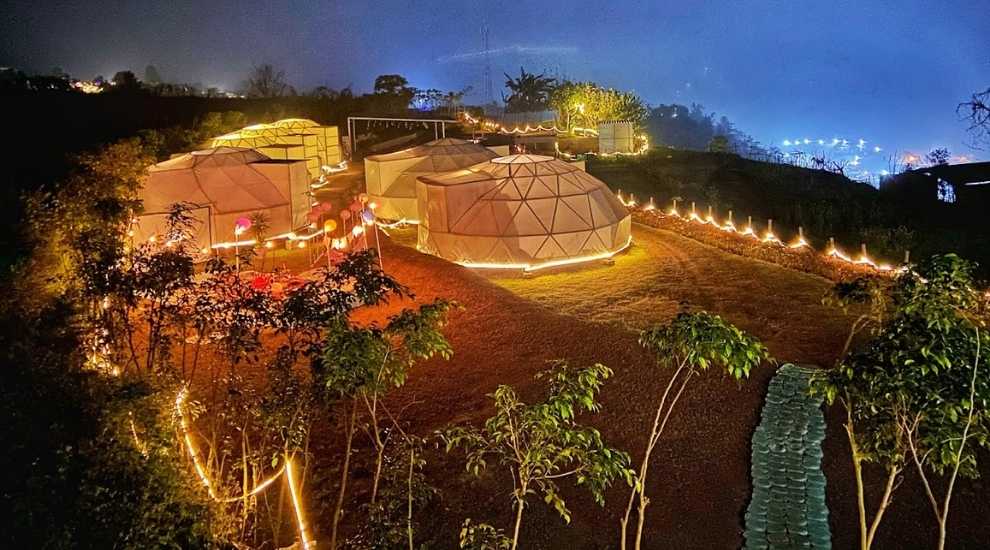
813,254,990,547
459,519,513,550
708,135,730,154
443,361,631,544
503,67,557,113
350,436,437,549
550,81,648,130
639,312,770,379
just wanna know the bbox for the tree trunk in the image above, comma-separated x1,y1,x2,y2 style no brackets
845,419,869,550
330,401,358,550
407,445,415,550
511,491,526,550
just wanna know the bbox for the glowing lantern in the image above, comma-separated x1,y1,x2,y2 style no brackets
234,217,252,235
352,225,365,237
323,219,337,233
340,210,351,221
361,209,375,224
265,241,274,249
319,201,333,212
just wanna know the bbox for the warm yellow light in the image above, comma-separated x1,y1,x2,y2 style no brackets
265,241,274,249
285,457,314,550
455,236,632,273
211,239,258,250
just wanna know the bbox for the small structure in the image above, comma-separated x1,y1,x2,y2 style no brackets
416,154,631,271
212,118,341,178
364,138,498,222
598,121,635,154
136,147,310,250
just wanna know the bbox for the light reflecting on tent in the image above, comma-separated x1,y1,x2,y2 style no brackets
136,147,310,251
416,154,632,270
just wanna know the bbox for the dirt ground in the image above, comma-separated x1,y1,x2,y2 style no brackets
248,222,989,548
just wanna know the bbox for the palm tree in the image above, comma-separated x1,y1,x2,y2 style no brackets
503,67,556,113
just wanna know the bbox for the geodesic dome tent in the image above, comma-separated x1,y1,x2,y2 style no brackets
211,118,341,178
416,154,632,270
364,138,498,222
136,147,310,250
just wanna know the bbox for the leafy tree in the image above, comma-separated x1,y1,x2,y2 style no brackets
811,275,903,550
312,256,453,550
111,70,141,92
443,361,632,550
550,81,648,130
246,64,290,98
621,312,770,550
503,67,557,113
374,74,412,95
372,74,416,113
708,135,731,154
925,147,951,166
818,254,990,550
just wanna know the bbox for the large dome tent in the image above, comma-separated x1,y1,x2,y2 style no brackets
211,118,341,178
364,138,498,222
416,154,632,271
135,147,310,251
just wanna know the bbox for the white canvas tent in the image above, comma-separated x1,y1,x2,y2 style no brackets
211,118,341,178
365,138,498,222
136,147,310,250
416,154,632,270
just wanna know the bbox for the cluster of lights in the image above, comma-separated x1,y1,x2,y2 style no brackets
460,111,599,136
619,192,899,273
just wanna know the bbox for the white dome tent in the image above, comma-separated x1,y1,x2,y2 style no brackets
136,147,310,251
364,138,498,223
416,154,632,271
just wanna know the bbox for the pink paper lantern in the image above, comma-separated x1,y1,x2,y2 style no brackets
340,210,351,221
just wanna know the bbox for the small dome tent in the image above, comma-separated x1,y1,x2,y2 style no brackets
416,154,632,271
136,147,310,251
364,138,498,222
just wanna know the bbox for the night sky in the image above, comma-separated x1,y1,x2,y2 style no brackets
3,0,988,170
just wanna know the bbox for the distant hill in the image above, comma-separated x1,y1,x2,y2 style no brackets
588,148,990,275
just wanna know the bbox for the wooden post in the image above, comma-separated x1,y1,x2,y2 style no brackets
691,201,696,215
768,219,774,234
904,250,911,264
728,210,734,224
799,226,804,240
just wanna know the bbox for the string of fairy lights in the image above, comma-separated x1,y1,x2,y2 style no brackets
616,191,901,273
172,387,314,549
